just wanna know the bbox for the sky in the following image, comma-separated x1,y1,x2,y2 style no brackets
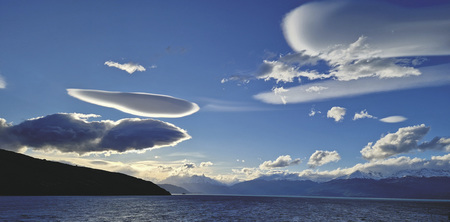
1,0,449,184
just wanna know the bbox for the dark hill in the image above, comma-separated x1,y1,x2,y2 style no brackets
0,149,170,196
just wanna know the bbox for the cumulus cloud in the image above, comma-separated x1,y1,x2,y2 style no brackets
418,137,450,152
360,124,450,161
379,116,407,123
254,63,450,104
104,61,146,74
259,155,301,169
308,150,341,168
0,75,5,89
67,89,199,118
0,113,191,155
353,110,376,120
327,106,346,122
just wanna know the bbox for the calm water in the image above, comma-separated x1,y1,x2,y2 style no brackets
0,195,449,221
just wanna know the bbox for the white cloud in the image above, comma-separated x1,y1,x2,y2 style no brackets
306,86,328,93
308,107,321,117
282,0,450,57
67,89,199,118
245,0,450,104
308,150,341,168
379,116,407,123
259,155,301,170
361,124,450,161
200,161,213,168
0,75,5,89
353,110,376,120
254,64,450,104
104,61,146,74
327,106,346,122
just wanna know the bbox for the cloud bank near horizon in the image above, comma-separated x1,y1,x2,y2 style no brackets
0,113,191,155
67,89,199,118
104,61,146,74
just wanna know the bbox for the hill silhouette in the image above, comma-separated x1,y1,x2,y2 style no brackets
0,149,170,196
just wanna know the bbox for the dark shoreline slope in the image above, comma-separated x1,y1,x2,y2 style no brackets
0,149,170,196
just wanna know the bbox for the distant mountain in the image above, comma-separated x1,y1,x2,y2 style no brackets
337,170,384,180
390,168,450,178
227,177,450,199
230,179,317,196
160,175,232,194
158,184,190,194
0,149,170,196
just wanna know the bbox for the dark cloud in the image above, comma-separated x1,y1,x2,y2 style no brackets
0,113,190,155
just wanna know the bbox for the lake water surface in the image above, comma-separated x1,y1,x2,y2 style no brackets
1,195,449,221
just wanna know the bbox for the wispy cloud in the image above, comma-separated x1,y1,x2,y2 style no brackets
0,113,191,155
259,155,301,170
201,98,271,112
67,89,199,118
308,150,341,168
361,124,450,161
0,75,5,89
104,61,146,74
327,106,346,122
353,110,376,120
253,64,450,104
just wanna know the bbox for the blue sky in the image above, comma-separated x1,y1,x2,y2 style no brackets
1,0,449,183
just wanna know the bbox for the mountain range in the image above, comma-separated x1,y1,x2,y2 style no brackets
161,172,450,199
1,149,449,199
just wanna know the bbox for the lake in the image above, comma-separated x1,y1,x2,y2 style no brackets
1,195,449,221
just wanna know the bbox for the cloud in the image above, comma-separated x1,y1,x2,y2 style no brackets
201,99,271,112
259,155,301,169
327,106,346,122
308,150,341,168
0,75,5,89
308,107,321,117
282,0,450,57
254,64,450,104
200,161,213,167
104,61,146,74
360,124,450,161
418,137,450,152
235,0,450,104
379,116,407,123
67,89,199,118
0,113,191,155
353,110,376,120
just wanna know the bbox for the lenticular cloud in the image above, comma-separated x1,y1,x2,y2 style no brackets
283,0,450,57
67,89,199,118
